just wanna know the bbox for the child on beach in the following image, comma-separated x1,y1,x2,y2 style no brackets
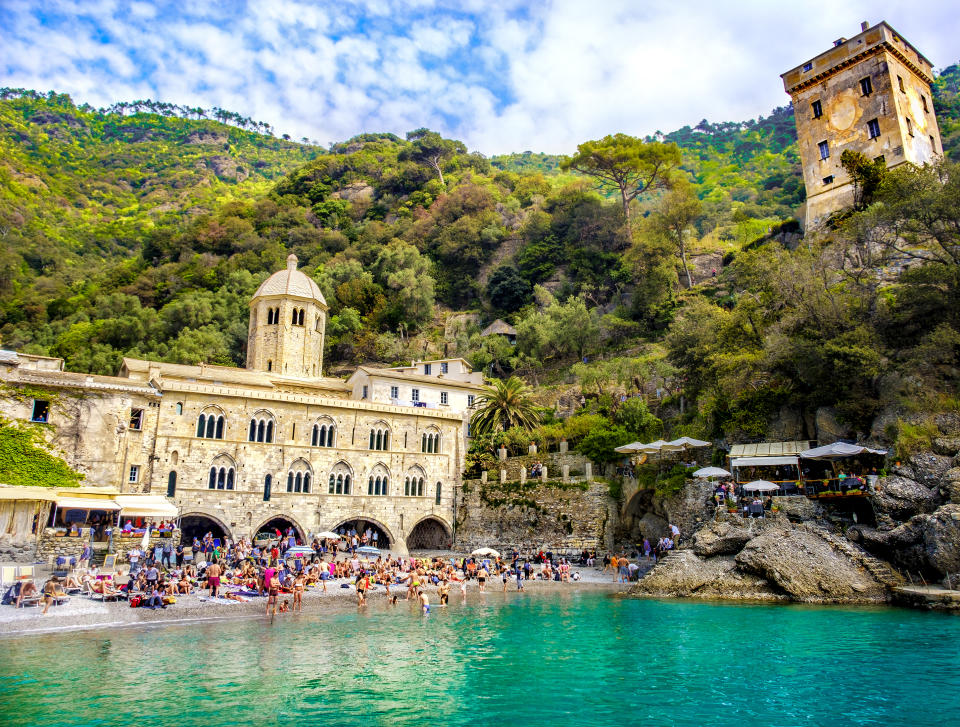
278,599,289,613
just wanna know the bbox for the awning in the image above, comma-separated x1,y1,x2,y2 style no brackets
800,442,888,460
55,496,120,511
0,486,58,501
114,495,178,517
731,456,799,468
729,441,812,458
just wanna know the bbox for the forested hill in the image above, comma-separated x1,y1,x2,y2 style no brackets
0,64,959,452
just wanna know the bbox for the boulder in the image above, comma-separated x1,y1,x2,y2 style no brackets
851,505,960,582
631,551,782,601
943,468,960,505
934,412,960,436
815,407,852,443
635,512,668,541
908,453,953,486
735,526,888,602
692,519,766,557
871,476,939,520
932,437,960,457
766,406,804,441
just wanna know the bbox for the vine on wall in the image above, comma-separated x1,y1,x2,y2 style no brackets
0,418,83,488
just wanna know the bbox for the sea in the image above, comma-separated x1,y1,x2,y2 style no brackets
1,591,958,726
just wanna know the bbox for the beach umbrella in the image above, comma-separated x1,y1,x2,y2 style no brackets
667,437,712,450
356,546,381,557
614,441,647,454
743,480,779,491
314,531,342,539
693,466,731,479
285,546,314,559
472,547,501,558
799,442,887,460
140,524,151,552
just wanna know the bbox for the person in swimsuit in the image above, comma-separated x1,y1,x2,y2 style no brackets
292,574,305,612
206,562,221,598
438,580,450,605
266,572,280,616
418,589,429,614
477,567,488,592
356,574,370,606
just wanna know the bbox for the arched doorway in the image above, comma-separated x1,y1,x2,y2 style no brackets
333,518,392,549
179,513,230,544
407,517,452,550
255,516,305,544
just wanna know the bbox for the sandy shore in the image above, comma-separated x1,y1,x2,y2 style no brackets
0,567,626,637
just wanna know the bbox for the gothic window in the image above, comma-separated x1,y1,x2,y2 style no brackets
369,425,390,451
249,412,276,443
267,308,274,325
405,467,426,497
436,482,442,505
312,419,335,447
197,410,225,439
298,309,305,326
167,471,177,497
327,462,353,495
287,459,312,493
367,464,390,496
207,455,236,491
263,474,272,502
421,430,440,453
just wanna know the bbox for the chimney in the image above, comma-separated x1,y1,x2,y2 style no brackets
860,21,869,32
833,37,847,47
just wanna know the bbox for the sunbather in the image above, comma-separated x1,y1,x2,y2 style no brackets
16,579,38,608
41,577,68,614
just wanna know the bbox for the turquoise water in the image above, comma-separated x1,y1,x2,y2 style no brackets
2,592,959,726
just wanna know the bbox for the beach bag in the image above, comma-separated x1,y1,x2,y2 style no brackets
163,596,176,604
129,595,141,608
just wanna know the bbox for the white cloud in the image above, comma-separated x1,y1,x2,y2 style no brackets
1,0,958,153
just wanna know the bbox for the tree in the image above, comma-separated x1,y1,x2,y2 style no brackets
561,134,681,223
486,265,530,313
576,422,634,464
645,179,701,288
840,149,886,210
614,397,662,441
373,240,436,327
401,128,466,187
469,376,542,435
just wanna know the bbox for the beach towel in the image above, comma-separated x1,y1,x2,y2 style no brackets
197,596,240,604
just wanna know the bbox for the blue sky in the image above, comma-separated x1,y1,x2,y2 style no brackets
1,0,957,153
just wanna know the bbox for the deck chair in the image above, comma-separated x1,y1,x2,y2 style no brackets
0,565,16,588
16,565,34,580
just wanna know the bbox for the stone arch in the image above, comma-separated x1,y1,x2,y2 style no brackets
254,514,306,543
331,515,395,549
179,511,233,544
327,461,354,495
406,515,452,550
421,425,441,454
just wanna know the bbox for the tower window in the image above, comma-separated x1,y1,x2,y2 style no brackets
129,408,143,431
129,465,139,483
811,100,823,119
897,76,905,92
867,118,881,139
440,391,448,405
440,362,448,374
822,176,834,185
424,363,432,375
859,77,872,96
803,62,813,72
31,400,49,423
921,95,929,113
906,117,913,137
818,140,830,160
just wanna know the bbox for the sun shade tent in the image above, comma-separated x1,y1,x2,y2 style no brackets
799,442,888,460
114,495,178,518
731,456,800,468
743,480,779,491
55,496,121,510
666,437,711,449
472,547,501,557
314,531,342,539
614,442,647,454
693,467,731,479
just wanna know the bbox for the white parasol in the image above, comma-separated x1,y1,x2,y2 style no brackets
743,480,779,492
693,466,731,479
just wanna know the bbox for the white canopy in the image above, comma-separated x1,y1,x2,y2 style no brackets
693,467,731,479
743,480,779,491
472,547,501,557
114,495,178,517
731,456,799,468
314,531,342,539
614,442,647,454
55,496,120,511
800,442,888,460
667,437,712,449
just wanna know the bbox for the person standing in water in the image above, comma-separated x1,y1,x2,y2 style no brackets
266,571,280,616
418,589,430,614
477,565,488,593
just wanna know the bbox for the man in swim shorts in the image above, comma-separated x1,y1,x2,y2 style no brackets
418,589,429,614
206,562,221,598
266,571,280,616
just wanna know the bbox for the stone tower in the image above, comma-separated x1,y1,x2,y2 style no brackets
246,254,328,377
781,21,942,227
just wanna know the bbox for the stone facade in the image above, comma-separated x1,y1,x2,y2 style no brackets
0,257,480,555
781,21,942,226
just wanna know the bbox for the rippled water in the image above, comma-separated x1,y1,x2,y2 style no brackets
2,592,959,726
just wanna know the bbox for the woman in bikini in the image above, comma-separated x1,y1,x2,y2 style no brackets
292,574,305,612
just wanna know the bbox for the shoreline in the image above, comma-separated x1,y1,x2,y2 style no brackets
0,571,625,639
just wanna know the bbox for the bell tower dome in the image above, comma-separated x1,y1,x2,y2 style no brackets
246,254,328,377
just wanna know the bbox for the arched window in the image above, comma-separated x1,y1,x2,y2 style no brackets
205,416,215,439
265,420,273,443
287,459,312,495
312,424,319,447
375,430,382,450
217,467,226,489
267,308,274,325
249,412,276,444
249,420,257,441
197,414,206,438
197,409,225,439
369,430,375,449
208,455,235,491
263,474,272,502
215,416,224,439
328,462,352,495
257,420,265,442
418,477,424,496
267,360,273,372
226,468,234,490
421,430,440,453
167,471,177,497
208,467,216,489
312,420,335,447
175,402,183,416
298,309,305,326
292,308,298,325
404,477,411,496
436,482,442,505
367,465,389,496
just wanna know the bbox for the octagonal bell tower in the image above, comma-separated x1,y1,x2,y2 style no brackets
246,254,328,377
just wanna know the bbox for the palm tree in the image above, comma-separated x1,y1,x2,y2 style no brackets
469,376,542,435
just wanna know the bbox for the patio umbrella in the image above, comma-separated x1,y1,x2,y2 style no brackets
356,546,381,557
314,531,342,539
743,480,779,491
693,466,731,479
667,437,712,449
472,547,501,558
799,442,887,460
614,442,647,454
285,546,314,559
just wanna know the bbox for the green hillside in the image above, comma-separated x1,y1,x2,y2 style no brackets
0,64,958,453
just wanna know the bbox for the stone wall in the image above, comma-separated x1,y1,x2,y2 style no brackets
454,478,615,555
35,529,182,566
482,449,589,480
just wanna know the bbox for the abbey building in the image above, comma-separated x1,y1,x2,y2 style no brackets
0,255,484,554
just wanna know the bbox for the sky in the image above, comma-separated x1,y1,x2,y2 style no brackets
1,0,957,154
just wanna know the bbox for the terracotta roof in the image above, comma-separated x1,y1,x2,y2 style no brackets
252,254,327,306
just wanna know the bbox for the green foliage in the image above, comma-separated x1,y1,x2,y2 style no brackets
486,266,530,313
469,376,542,435
576,422,633,464
613,397,662,440
840,149,886,209
0,419,82,488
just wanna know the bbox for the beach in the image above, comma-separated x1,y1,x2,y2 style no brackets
0,561,623,638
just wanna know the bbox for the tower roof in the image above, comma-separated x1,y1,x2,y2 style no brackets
252,254,327,306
